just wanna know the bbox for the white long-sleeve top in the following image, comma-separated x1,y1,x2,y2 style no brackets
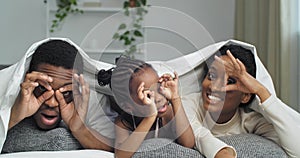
182,93,300,158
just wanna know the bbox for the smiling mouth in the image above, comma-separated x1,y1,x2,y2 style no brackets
207,93,224,104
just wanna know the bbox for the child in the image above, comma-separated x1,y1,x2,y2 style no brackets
99,57,195,158
182,44,300,158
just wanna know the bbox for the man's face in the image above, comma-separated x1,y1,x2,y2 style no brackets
33,63,76,130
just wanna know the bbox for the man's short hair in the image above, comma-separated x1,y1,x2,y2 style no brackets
29,39,83,73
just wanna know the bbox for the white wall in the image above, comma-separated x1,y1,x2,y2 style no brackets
0,0,47,65
0,0,235,65
149,0,235,42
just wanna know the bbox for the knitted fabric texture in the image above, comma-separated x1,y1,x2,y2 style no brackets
132,138,204,158
1,117,82,153
219,134,288,158
131,134,288,158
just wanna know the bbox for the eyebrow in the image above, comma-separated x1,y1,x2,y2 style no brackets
209,66,217,71
61,82,73,87
52,82,73,91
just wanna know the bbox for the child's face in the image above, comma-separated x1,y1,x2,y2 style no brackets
130,67,169,116
201,55,246,117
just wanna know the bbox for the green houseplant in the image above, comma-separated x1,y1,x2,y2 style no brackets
113,0,149,58
50,0,83,32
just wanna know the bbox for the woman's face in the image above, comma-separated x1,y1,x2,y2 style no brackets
201,55,248,119
130,67,169,117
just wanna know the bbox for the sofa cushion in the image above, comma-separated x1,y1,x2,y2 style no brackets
133,138,204,158
218,134,288,158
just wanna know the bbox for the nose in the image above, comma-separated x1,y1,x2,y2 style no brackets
44,95,59,108
155,93,165,105
210,78,226,92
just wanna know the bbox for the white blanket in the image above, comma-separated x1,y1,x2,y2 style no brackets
0,38,293,157
0,150,114,158
0,38,116,153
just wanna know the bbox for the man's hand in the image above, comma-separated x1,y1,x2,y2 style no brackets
9,72,53,129
56,74,90,132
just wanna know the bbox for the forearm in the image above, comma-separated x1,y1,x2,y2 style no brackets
171,97,195,148
115,116,156,158
260,95,300,157
71,125,114,152
194,127,236,158
8,101,26,129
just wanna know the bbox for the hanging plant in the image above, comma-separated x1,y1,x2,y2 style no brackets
112,0,149,58
50,0,83,32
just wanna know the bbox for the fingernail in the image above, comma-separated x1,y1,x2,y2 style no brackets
48,77,53,82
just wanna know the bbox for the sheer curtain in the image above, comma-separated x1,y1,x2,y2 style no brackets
235,0,299,111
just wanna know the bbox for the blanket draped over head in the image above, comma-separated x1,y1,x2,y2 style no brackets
0,37,116,151
0,38,289,155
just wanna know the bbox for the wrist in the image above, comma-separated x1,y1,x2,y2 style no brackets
144,115,157,124
9,104,25,129
256,85,271,103
70,123,87,135
170,96,181,103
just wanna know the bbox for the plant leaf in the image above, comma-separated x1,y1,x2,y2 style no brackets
113,33,120,39
124,31,130,35
133,23,141,29
129,45,137,52
123,1,129,8
124,9,129,16
124,37,131,45
118,23,126,30
134,30,143,37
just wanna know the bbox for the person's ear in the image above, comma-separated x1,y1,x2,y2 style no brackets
241,93,252,104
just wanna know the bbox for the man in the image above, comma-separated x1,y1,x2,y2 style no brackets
1,39,116,153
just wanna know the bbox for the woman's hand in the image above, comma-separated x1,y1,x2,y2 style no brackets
214,50,271,102
215,148,236,158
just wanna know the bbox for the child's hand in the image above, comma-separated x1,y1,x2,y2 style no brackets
159,72,180,100
137,82,157,116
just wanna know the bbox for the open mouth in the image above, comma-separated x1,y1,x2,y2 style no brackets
42,113,57,119
40,113,59,126
157,104,168,113
207,93,223,105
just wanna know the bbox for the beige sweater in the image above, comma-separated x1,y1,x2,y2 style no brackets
182,93,299,158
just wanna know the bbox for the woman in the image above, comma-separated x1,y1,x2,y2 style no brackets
182,43,300,158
